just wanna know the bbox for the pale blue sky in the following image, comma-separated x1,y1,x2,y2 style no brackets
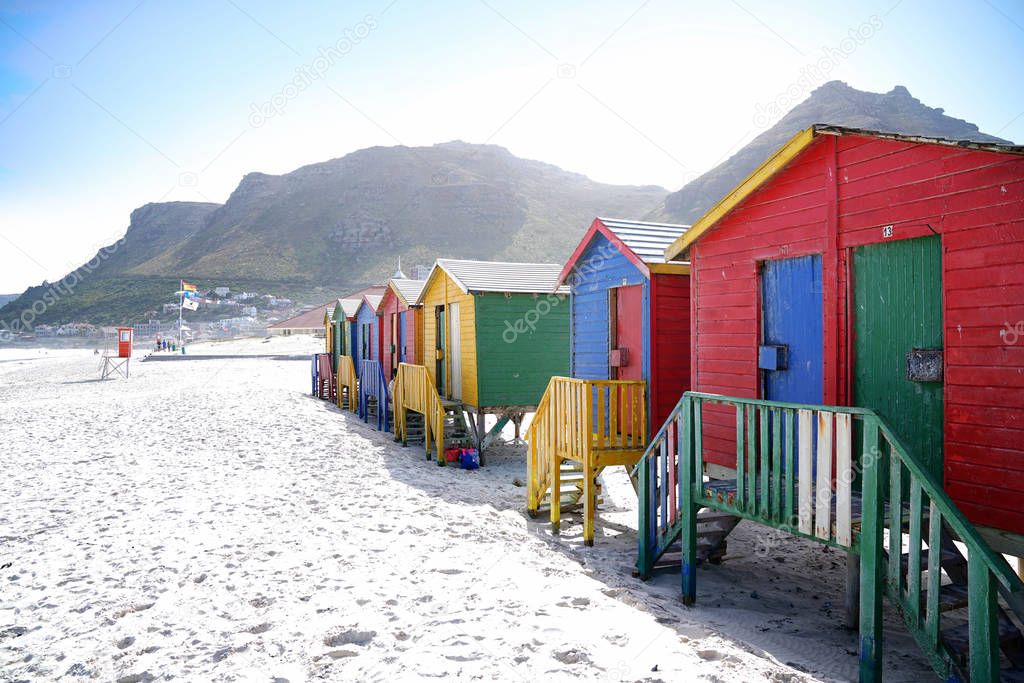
1,0,1022,293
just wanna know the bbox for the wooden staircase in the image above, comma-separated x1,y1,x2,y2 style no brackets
394,363,475,466
636,391,1024,682
358,359,391,432
335,355,357,413
526,376,649,545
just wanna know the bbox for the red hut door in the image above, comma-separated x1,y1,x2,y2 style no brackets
853,235,944,483
610,285,643,440
610,285,643,381
390,312,400,376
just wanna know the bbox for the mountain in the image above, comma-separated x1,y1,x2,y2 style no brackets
650,81,1012,223
0,143,666,327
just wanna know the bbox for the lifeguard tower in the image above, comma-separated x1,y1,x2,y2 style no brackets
100,327,133,379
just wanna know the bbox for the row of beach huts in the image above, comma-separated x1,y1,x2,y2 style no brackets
307,125,1024,682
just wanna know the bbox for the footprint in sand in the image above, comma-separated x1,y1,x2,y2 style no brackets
324,629,376,647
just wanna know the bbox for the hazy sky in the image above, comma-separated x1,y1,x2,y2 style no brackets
1,0,1022,293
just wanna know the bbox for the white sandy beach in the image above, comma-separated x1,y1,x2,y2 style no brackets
0,336,935,682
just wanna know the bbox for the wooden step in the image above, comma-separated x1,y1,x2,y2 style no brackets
919,584,970,614
941,612,1024,669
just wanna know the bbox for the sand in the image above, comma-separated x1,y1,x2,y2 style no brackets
0,336,935,681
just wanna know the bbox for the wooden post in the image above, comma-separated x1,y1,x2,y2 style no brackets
476,410,487,466
858,418,883,683
967,551,999,682
637,444,651,579
583,385,595,546
680,397,697,605
845,553,860,630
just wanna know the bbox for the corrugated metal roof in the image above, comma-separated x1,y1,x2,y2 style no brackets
338,298,361,319
390,278,426,305
362,294,383,313
432,258,570,296
597,218,689,265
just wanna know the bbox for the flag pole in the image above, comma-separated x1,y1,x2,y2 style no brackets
178,279,183,347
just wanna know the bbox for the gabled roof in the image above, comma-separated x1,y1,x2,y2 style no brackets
557,217,690,286
387,278,427,307
665,124,1024,262
331,286,387,321
354,294,383,318
415,258,569,304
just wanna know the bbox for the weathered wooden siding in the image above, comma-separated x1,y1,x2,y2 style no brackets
834,135,1024,534
420,270,478,407
691,132,1024,534
377,289,404,380
475,292,570,408
650,272,691,431
353,303,378,368
691,139,830,467
569,232,647,381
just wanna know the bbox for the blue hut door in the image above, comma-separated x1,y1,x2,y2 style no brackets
761,255,823,404
397,312,406,364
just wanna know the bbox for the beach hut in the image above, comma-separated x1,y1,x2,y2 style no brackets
395,258,570,462
524,218,696,544
330,298,359,362
352,294,382,370
377,278,426,381
557,217,692,433
636,125,1024,680
323,310,335,364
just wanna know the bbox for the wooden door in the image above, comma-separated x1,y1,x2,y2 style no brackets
762,255,824,404
449,302,462,401
435,306,446,395
610,285,643,381
854,235,943,482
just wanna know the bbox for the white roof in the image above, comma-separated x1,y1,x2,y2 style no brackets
417,258,569,303
597,218,690,265
389,278,427,305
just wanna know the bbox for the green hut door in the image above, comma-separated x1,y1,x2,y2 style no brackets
449,303,462,400
853,235,944,482
435,307,446,396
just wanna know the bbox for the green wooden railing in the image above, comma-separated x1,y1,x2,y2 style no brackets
635,391,1024,682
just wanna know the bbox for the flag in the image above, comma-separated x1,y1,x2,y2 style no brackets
182,281,197,292
181,298,199,311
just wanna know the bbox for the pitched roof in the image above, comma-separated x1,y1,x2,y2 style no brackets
355,294,383,317
416,258,569,303
267,302,335,331
597,218,689,264
664,124,1024,261
388,278,427,306
557,217,689,286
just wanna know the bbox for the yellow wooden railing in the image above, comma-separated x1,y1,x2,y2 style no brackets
336,355,358,413
393,363,445,463
527,377,647,545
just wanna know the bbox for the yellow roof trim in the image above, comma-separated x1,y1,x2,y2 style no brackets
649,262,690,275
664,126,817,261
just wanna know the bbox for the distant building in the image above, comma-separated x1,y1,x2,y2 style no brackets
233,291,256,301
132,319,162,338
267,303,336,336
214,286,230,297
241,306,258,316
